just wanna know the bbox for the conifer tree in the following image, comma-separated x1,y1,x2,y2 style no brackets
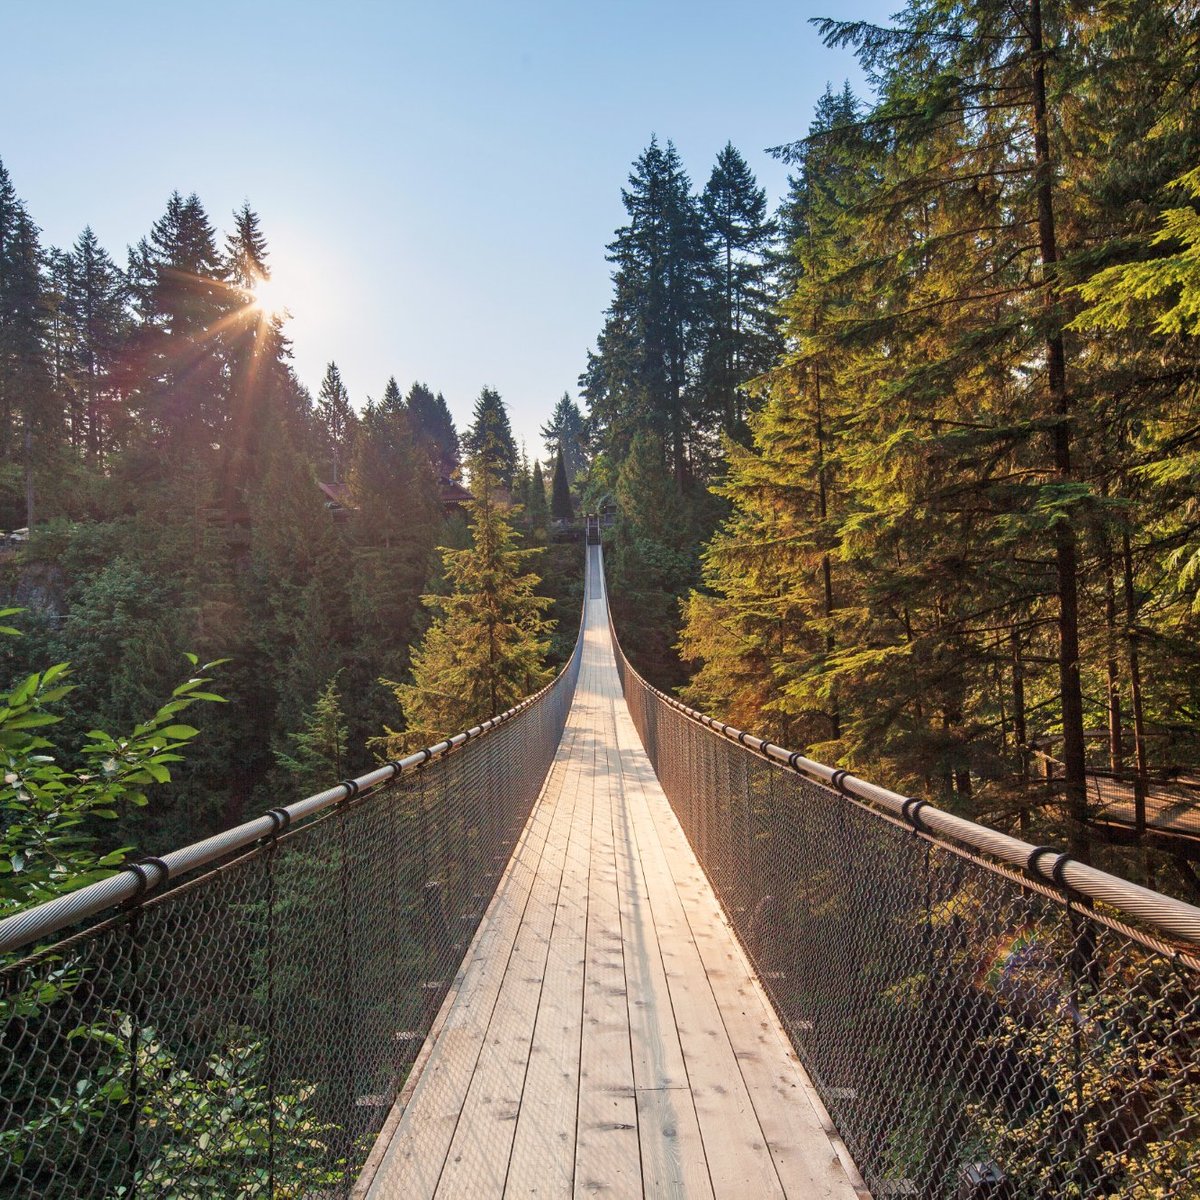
347,385,442,698
224,203,270,289
407,382,458,476
125,192,230,454
540,392,587,480
527,459,548,532
0,159,55,528
582,137,709,485
315,361,356,484
379,375,404,417
697,143,778,442
275,676,349,795
64,227,127,464
462,385,517,488
551,446,573,523
383,458,552,749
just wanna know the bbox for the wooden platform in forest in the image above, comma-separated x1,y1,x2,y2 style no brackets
357,549,865,1199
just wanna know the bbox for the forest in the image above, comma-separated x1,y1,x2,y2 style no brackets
0,168,583,895
1,3,1199,1197
582,3,1200,903
2,0,1200,912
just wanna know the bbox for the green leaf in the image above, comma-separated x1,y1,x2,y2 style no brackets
157,725,199,740
4,713,62,730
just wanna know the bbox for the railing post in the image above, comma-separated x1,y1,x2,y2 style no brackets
337,800,354,1193
125,905,143,1199
264,837,278,1197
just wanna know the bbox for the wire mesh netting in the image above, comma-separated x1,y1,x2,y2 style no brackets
613,629,1200,1200
0,636,580,1200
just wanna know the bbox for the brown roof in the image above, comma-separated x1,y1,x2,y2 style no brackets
439,477,474,505
318,481,354,509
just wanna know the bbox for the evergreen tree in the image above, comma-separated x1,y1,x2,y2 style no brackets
462,385,517,488
697,143,778,442
219,205,292,522
582,137,709,485
407,382,458,476
275,676,349,795
540,392,587,480
64,227,128,464
550,446,573,523
224,203,270,290
0,159,56,529
379,375,404,417
346,385,442,706
527,459,548,532
124,192,230,454
382,458,553,749
315,361,356,484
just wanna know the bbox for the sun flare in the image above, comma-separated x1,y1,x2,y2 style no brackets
248,274,288,318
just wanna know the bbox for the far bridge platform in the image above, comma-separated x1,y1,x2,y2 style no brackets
358,549,863,1198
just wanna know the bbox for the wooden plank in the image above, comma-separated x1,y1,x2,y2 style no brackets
572,617,642,1199
504,679,596,1198
613,716,784,1200
365,721,580,1198
434,718,583,1196
608,701,714,1200
619,704,865,1199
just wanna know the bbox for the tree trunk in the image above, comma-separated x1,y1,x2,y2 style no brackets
1122,528,1149,835
1011,628,1029,837
23,422,34,534
1031,0,1089,862
814,367,840,740
1104,547,1123,774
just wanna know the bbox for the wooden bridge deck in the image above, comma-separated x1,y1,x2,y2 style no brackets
358,549,864,1199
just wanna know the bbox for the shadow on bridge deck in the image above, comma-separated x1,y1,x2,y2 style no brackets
357,547,865,1199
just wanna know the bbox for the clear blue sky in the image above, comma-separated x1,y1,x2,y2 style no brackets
1,0,891,455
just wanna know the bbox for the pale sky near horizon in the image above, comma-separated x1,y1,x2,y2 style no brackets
1,0,893,455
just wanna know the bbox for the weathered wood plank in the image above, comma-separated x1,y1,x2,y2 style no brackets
573,652,641,1198
364,722,580,1198
504,677,597,1198
364,552,862,1200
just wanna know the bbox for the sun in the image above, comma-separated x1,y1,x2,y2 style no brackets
247,274,289,318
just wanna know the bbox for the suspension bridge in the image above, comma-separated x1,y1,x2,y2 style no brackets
2,543,1198,1198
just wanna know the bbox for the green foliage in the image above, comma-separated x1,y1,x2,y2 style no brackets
550,446,574,523
380,459,553,751
275,676,348,794
462,386,518,489
540,393,587,480
1072,165,1200,337
2,1018,344,1198
0,612,225,912
664,1,1200,888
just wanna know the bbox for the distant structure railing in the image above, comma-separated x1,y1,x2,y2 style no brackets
0,623,583,1199
608,597,1200,1199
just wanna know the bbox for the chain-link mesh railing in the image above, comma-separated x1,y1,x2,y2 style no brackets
0,629,582,1199
610,615,1200,1199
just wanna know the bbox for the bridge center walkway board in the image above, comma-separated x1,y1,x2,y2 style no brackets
360,548,864,1200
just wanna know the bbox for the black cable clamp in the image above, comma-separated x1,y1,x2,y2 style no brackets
1051,853,1075,890
830,769,851,794
119,856,171,902
387,759,406,776
758,740,775,760
1025,845,1061,882
788,751,804,773
901,797,929,833
338,779,360,803
264,807,291,836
